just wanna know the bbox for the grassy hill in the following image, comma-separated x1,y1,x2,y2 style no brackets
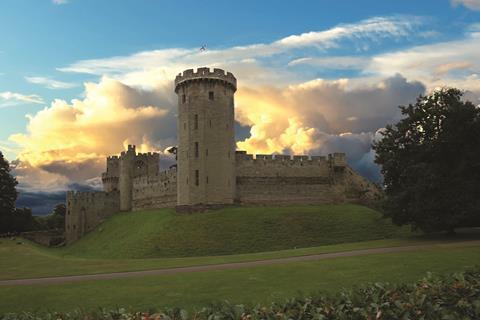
61,204,413,259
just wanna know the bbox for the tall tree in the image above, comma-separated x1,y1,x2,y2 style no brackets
373,88,480,233
0,151,18,233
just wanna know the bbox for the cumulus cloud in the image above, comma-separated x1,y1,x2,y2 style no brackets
451,0,480,10
25,76,77,89
0,91,44,108
236,74,425,153
9,77,177,191
52,0,68,5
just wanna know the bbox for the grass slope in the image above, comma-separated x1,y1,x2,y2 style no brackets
1,245,479,314
61,205,412,259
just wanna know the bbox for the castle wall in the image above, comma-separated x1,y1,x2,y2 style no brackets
132,167,177,210
234,151,379,205
235,152,345,205
65,191,120,243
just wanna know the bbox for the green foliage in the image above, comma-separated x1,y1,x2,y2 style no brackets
2,268,479,319
374,88,480,232
63,205,412,258
0,151,18,233
35,204,66,230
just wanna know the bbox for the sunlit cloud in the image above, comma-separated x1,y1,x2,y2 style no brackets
0,91,44,108
9,77,177,190
25,76,77,89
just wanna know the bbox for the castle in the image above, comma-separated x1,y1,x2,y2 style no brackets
65,67,381,243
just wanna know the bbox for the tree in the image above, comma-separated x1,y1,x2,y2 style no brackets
0,151,18,233
373,88,480,233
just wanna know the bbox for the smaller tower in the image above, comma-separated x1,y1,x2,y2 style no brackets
102,156,119,192
119,145,136,211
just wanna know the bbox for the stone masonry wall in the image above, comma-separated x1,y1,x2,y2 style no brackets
234,151,379,205
132,167,177,210
65,191,120,243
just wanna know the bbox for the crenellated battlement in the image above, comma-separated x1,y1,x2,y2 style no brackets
174,67,237,92
133,167,177,185
235,151,338,166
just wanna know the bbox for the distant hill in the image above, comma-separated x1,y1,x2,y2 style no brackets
61,205,413,259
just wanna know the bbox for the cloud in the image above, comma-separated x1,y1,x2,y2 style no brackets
9,77,177,191
0,91,44,108
366,27,480,91
58,16,423,88
52,0,68,4
288,56,370,69
451,0,480,10
25,76,77,89
236,74,425,155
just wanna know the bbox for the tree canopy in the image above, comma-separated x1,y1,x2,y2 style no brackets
373,88,480,233
0,151,19,233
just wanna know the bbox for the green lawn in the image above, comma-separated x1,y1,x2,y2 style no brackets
1,245,479,314
60,205,414,258
1,236,433,280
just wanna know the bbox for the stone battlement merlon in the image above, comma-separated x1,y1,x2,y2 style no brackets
174,67,237,93
235,152,344,166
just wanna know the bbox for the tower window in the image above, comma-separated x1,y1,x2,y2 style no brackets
206,149,208,157
206,176,209,184
184,122,186,130
194,114,198,129
209,119,212,128
182,94,186,103
195,170,199,186
195,142,199,158
209,91,214,100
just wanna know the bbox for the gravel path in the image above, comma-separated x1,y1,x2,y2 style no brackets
2,240,479,286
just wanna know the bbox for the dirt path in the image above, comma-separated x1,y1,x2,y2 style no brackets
2,240,479,286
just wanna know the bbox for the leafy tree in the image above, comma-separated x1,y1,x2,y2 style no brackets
0,151,18,233
373,88,480,233
34,203,66,230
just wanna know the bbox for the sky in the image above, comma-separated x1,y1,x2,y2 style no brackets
1,0,480,214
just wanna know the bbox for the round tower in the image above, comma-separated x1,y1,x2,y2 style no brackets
174,67,237,206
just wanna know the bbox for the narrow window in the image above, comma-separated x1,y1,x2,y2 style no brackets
186,177,188,184
195,142,199,158
209,91,214,100
182,94,186,103
184,122,186,130
209,119,212,128
194,114,198,129
206,176,209,184
195,170,199,186
206,149,208,157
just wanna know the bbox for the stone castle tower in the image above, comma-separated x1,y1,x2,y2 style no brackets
174,68,237,206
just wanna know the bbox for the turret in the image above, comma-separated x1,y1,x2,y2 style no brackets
119,144,136,211
174,67,237,206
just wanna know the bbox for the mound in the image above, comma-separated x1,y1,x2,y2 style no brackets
62,205,411,259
